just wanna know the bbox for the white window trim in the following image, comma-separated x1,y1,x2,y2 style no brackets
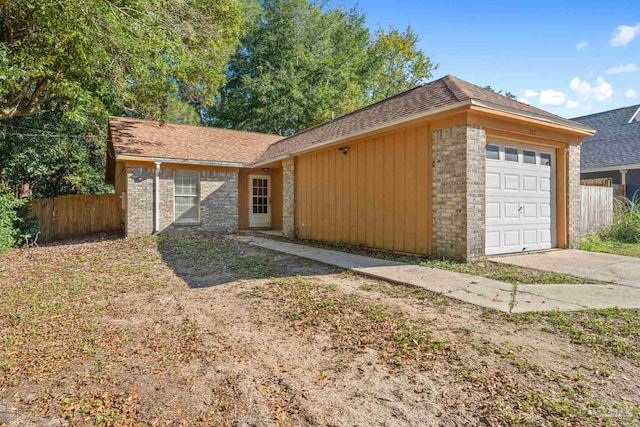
504,146,519,163
174,170,201,225
523,149,537,165
486,144,500,161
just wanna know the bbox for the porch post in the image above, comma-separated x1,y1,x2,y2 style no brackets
282,158,295,238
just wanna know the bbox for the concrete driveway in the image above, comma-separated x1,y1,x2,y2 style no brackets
489,249,640,288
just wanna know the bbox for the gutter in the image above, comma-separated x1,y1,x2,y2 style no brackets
116,153,247,168
470,100,596,135
252,100,473,166
582,163,640,173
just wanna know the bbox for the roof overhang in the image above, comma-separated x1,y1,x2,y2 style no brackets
252,100,473,166
115,153,248,168
252,98,596,166
470,100,596,135
583,163,640,173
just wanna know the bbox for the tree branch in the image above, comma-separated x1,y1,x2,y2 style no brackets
0,78,49,120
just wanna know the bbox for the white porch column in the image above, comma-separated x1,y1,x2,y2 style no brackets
154,160,162,233
621,169,628,187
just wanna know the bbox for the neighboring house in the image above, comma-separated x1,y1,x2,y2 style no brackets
572,105,640,200
106,75,594,261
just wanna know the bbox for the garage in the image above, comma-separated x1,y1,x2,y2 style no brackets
485,141,556,255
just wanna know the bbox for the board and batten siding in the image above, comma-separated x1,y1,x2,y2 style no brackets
295,123,432,254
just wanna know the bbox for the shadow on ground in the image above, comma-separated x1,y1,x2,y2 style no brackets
156,232,340,288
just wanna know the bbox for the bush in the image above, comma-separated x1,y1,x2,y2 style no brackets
0,190,37,252
601,198,640,243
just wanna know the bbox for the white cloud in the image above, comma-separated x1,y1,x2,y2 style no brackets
576,42,587,50
539,89,567,106
569,76,613,102
566,100,581,109
625,89,637,98
524,89,539,98
516,97,530,105
610,23,640,47
606,64,638,74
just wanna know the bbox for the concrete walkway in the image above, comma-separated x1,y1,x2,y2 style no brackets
490,249,640,288
230,236,640,313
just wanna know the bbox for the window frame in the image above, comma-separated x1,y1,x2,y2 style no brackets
504,146,519,163
523,150,537,165
174,170,200,225
486,144,500,160
540,152,552,167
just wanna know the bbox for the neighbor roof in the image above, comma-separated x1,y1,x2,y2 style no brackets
572,105,640,169
256,75,591,164
108,117,282,165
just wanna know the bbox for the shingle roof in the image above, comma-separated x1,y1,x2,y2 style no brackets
108,117,282,165
572,105,640,169
256,75,588,163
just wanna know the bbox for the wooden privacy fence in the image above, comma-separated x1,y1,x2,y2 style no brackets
581,185,613,235
30,194,122,243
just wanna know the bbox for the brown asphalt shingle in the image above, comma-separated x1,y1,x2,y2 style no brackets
109,75,591,167
108,117,282,165
256,75,589,163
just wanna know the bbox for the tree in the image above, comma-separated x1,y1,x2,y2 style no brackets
208,0,437,135
0,0,245,121
483,85,517,100
0,110,111,198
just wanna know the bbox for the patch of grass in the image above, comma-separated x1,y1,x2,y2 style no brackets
277,236,601,285
249,277,449,369
543,308,640,358
359,281,451,310
581,235,640,258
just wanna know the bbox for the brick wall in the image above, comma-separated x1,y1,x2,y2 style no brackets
282,163,295,238
126,166,239,236
567,144,582,248
431,125,486,261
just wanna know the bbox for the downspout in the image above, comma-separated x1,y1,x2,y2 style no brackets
154,160,162,233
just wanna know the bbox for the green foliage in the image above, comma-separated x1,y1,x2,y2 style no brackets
0,111,111,197
208,0,437,135
603,198,640,243
0,0,245,120
0,189,36,252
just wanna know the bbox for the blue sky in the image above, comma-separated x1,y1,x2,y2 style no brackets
332,0,640,118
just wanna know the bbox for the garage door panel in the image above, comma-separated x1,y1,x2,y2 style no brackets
487,172,501,190
504,202,520,219
485,141,556,255
523,229,538,245
504,174,520,191
487,202,500,220
522,175,537,191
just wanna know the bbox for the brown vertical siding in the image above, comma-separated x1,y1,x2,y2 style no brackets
295,123,432,254
239,168,283,229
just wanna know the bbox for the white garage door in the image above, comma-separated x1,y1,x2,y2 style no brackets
485,141,556,256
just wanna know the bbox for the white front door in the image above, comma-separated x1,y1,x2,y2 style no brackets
485,141,556,255
249,175,271,228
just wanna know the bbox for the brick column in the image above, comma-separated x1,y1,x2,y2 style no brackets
126,167,154,237
567,144,582,248
432,125,486,262
282,161,295,238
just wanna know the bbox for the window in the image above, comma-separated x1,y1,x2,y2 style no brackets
505,147,518,162
523,150,536,165
486,144,500,160
175,170,199,223
540,153,552,167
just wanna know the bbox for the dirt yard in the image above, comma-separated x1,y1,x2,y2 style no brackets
1,234,638,427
